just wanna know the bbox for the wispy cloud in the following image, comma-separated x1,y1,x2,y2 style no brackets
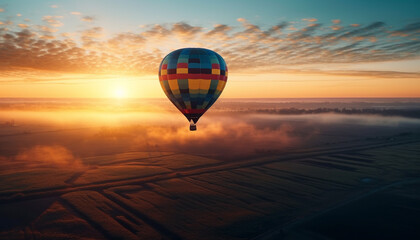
38,25,59,33
302,18,318,22
17,23,28,28
42,15,63,27
388,22,420,38
81,16,95,22
330,25,342,31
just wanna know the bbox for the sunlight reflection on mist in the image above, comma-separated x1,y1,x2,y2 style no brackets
1,100,420,162
0,109,311,160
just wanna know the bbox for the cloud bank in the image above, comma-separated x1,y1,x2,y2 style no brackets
0,16,419,79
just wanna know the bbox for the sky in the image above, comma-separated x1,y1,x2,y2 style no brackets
0,0,419,98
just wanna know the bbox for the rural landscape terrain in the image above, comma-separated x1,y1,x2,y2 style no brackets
0,98,419,239
1,0,420,239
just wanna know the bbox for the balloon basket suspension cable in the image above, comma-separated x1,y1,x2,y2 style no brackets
189,120,197,131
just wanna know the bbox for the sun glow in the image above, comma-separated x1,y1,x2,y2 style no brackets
113,87,127,99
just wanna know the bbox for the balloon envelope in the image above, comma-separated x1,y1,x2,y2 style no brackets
158,48,228,130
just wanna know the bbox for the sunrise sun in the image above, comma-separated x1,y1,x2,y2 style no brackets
113,87,127,99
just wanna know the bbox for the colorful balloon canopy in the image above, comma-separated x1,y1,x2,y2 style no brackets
158,48,228,131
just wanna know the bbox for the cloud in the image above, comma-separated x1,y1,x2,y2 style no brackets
81,27,103,38
303,18,318,22
107,32,145,49
70,12,81,15
206,24,232,36
396,21,420,33
172,22,202,36
14,145,84,169
292,69,420,79
388,21,420,37
264,22,288,36
81,16,94,22
332,19,341,24
51,5,58,8
0,17,419,79
39,25,58,33
80,27,106,50
17,24,28,29
42,15,63,27
0,8,4,12
141,24,171,38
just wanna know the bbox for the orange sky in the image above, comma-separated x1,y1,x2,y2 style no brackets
1,71,420,98
1,2,419,98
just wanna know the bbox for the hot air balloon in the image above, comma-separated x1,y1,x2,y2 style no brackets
158,48,228,131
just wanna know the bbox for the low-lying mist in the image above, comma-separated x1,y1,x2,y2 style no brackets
13,145,84,169
1,98,420,165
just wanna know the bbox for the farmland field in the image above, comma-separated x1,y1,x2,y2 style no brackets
0,98,419,239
